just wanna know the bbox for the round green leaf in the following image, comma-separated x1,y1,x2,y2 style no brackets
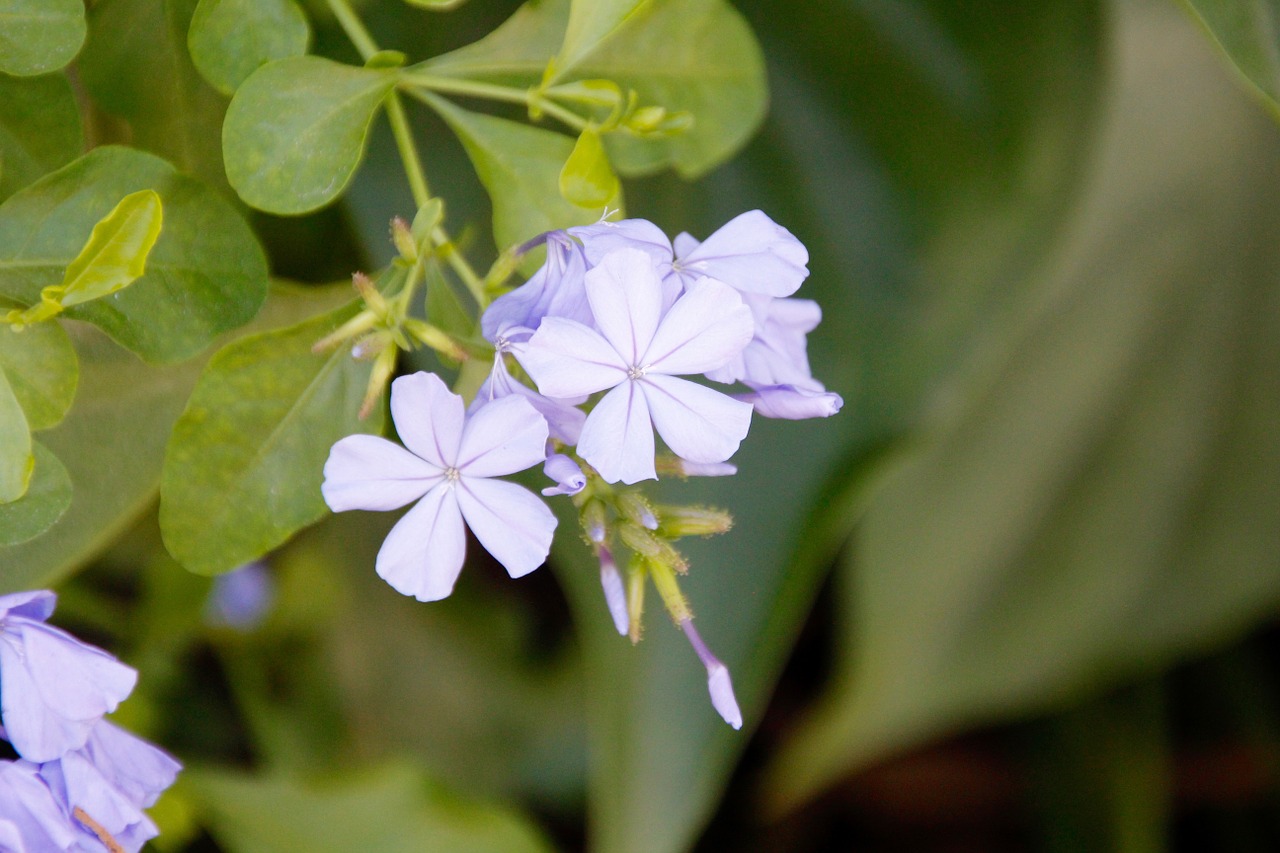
189,0,310,96
0,317,76,431
0,442,70,546
0,72,83,203
425,94,623,250
0,366,32,502
0,146,268,363
223,56,398,215
0,0,86,77
160,302,386,576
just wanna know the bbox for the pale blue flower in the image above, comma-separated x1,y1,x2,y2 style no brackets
681,619,742,730
706,297,824,390
737,384,844,420
0,593,137,764
597,547,628,636
520,248,755,484
204,562,274,631
481,231,589,341
0,761,75,851
541,454,586,496
322,372,557,602
669,210,809,298
473,349,585,445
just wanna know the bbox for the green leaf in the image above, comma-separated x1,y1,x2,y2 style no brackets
1180,0,1280,116
0,366,32,502
0,0,86,77
160,301,386,576
79,0,229,191
0,317,76,430
421,0,766,178
767,0,1280,812
223,56,397,215
189,0,311,96
56,189,163,307
424,94,622,250
185,762,554,853
554,0,650,80
0,72,83,203
0,146,268,363
0,284,355,594
559,126,619,208
0,442,70,545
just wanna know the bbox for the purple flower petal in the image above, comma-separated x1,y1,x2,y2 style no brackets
584,248,664,365
578,382,656,484
707,664,743,730
570,218,672,268
456,395,548,479
642,278,753,376
74,721,180,810
674,210,808,297
738,385,843,419
456,478,556,578
388,372,464,469
375,486,466,602
671,232,699,258
677,460,738,477
0,622,137,763
473,354,586,445
641,375,753,464
0,761,76,851
597,548,628,636
0,592,54,624
541,454,586,496
481,232,591,339
520,317,627,398
321,434,441,512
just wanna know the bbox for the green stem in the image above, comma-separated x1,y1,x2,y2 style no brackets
385,93,430,207
433,229,488,309
325,0,379,61
402,74,589,132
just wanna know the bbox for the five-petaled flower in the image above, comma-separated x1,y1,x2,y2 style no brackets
322,372,557,602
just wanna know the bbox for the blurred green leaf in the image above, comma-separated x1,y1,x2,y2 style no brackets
56,189,163,307
554,0,648,79
0,0,85,76
79,0,229,190
160,298,385,576
189,0,311,95
424,93,622,250
0,146,268,363
186,762,554,853
559,126,618,208
223,56,397,215
0,318,76,431
768,0,1280,813
1180,0,1280,116
0,367,32,502
0,284,354,594
0,72,82,203
420,0,766,178
0,442,70,546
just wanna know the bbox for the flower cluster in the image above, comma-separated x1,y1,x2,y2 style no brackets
323,211,839,730
0,591,180,852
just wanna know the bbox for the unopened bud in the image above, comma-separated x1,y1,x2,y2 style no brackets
410,198,444,245
656,505,732,538
312,309,378,353
391,217,417,261
597,547,628,636
403,319,466,363
627,105,667,133
580,499,608,545
626,556,646,644
351,272,389,315
617,492,658,530
350,331,388,361
359,346,397,420
618,524,686,574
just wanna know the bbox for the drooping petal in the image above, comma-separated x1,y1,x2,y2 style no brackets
578,382,656,484
375,486,467,602
0,622,138,763
472,354,586,445
641,375,752,464
67,720,180,810
481,232,591,339
707,664,743,730
584,248,664,365
541,454,586,496
0,591,54,623
738,385,844,419
456,477,556,579
455,395,548,479
388,372,465,468
676,209,809,297
521,317,627,398
643,278,753,376
321,434,442,512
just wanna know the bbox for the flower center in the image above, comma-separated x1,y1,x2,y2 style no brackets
626,364,647,380
444,467,461,483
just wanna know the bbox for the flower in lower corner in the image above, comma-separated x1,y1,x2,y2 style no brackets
322,371,557,602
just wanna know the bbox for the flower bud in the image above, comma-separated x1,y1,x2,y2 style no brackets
656,505,732,538
617,492,658,530
391,217,417,261
580,499,608,544
618,523,686,574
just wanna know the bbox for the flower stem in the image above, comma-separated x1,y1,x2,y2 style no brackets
325,0,379,61
385,92,430,208
402,74,589,132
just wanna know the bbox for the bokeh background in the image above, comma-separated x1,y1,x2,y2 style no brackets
21,0,1280,849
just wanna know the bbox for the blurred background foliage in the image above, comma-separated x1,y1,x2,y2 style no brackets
6,0,1280,849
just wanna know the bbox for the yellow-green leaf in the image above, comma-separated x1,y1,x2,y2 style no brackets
56,189,163,307
559,126,619,208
